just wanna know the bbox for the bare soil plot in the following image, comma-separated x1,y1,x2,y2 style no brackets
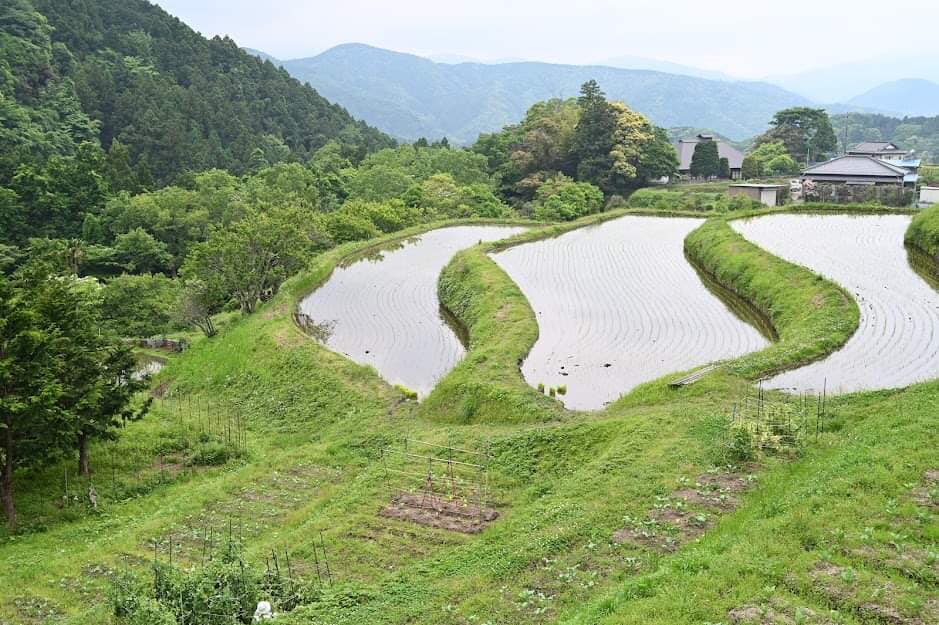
733,214,939,394
379,492,499,534
299,226,524,397
491,216,770,410
613,466,756,552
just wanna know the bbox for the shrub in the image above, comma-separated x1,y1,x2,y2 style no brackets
188,440,233,466
627,188,760,213
109,544,313,625
725,424,756,463
325,209,381,243
530,174,605,222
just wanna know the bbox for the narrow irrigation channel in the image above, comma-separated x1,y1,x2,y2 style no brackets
490,216,771,410
299,225,525,397
733,213,939,394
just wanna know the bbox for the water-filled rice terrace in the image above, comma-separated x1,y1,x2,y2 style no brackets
299,225,525,396
300,213,939,408
733,213,939,394
491,216,770,409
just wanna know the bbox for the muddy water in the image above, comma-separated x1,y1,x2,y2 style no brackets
299,225,525,397
733,213,939,394
491,216,771,410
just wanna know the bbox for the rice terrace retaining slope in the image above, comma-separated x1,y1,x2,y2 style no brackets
298,224,524,396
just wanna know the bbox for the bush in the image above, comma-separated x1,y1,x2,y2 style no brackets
109,545,313,625
530,174,605,221
100,273,180,338
188,440,233,466
325,209,381,243
725,424,756,462
627,188,760,213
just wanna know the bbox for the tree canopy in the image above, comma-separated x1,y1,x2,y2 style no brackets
474,81,677,201
755,107,837,164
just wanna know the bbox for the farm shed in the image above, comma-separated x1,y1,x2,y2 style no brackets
921,186,939,206
728,183,785,207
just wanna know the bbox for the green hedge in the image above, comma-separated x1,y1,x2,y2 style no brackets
628,188,761,213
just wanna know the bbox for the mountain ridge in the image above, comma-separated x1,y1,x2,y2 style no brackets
270,43,813,143
847,78,939,117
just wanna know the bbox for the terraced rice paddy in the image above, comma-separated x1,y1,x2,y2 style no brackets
733,213,939,394
491,216,770,410
299,225,524,396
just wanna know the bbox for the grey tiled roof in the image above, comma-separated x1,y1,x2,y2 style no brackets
849,141,906,154
803,155,907,178
675,138,744,171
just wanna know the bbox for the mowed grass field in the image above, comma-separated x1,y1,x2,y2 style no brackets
0,209,936,625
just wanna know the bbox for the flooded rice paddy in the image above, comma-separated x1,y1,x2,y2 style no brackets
733,213,939,394
491,216,771,410
299,225,524,397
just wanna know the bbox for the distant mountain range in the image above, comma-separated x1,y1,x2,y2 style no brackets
767,54,939,104
847,79,939,117
249,44,811,143
247,44,939,144
596,55,735,82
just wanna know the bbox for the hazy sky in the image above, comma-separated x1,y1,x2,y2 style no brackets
154,0,939,78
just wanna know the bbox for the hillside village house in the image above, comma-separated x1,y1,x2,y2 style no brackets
801,151,917,206
675,134,744,180
847,141,911,161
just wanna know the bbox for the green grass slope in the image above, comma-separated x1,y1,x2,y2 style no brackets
906,203,939,261
0,211,935,625
685,218,859,379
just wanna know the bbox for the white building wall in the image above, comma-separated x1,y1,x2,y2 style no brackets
760,189,778,206
921,187,939,205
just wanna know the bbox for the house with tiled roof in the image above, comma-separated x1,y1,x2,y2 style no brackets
802,155,911,185
847,141,910,161
801,155,915,206
675,134,744,180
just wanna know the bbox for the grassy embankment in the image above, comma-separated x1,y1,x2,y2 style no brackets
684,218,859,379
906,202,939,262
0,209,935,625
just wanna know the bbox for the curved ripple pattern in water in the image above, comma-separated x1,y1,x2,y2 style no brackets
299,225,525,397
732,213,939,394
490,216,770,410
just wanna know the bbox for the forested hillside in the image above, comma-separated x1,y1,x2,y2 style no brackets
276,43,812,143
1,0,392,190
832,112,939,162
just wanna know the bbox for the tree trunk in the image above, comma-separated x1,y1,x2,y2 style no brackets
1,422,15,530
78,433,90,477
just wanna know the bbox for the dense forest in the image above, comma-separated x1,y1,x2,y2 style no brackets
832,112,939,163
1,0,393,188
